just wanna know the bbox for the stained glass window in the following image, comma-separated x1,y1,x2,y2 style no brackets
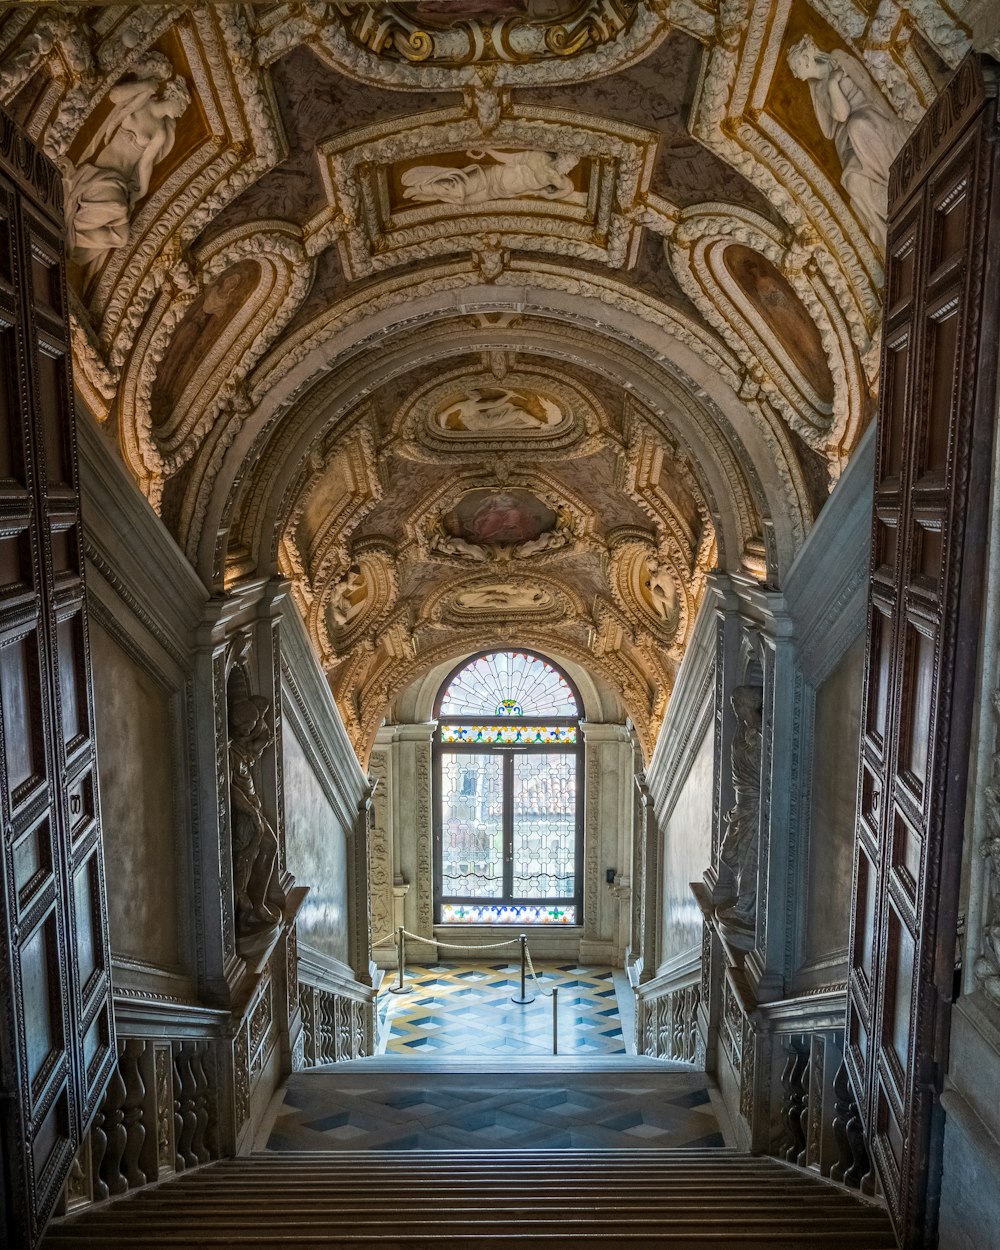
436,651,581,926
439,651,578,718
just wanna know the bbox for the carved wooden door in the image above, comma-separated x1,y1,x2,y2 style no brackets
0,113,115,1246
847,57,1000,1249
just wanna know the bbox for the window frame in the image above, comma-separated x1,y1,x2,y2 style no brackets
432,649,584,925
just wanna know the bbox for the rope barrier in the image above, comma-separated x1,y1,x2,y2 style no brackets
524,944,555,998
400,929,522,952
375,925,562,1054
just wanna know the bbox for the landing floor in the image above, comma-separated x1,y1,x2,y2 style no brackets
375,961,632,1057
266,1067,727,1152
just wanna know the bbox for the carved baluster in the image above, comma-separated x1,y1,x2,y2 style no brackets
780,1034,808,1163
189,1042,211,1164
89,1104,109,1203
120,1038,147,1189
100,1064,129,1196
317,990,326,1064
797,1043,811,1168
173,1045,185,1172
301,988,314,1067
322,993,335,1064
830,1056,855,1183
173,1045,197,1169
847,1100,874,1192
830,1057,874,1189
202,1044,220,1160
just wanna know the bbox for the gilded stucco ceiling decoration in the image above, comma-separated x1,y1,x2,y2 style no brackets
391,360,604,461
263,348,718,757
329,0,643,67
317,100,658,279
254,0,680,89
0,0,975,757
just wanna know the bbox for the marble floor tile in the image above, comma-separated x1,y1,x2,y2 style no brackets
377,961,627,1057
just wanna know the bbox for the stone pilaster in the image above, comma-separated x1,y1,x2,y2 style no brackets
579,721,633,964
367,732,395,953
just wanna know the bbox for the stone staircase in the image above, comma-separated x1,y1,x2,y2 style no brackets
43,1149,896,1248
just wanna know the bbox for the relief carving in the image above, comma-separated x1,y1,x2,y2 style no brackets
401,148,586,206
974,692,1000,1004
717,684,764,941
227,635,285,954
435,386,567,432
786,35,907,251
65,54,190,276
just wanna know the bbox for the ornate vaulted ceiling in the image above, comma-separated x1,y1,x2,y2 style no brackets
0,0,974,759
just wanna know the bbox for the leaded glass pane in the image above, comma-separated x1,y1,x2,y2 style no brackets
439,651,578,718
440,723,576,746
512,752,576,899
439,752,503,898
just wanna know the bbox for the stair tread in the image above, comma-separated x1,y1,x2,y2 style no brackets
43,1146,892,1249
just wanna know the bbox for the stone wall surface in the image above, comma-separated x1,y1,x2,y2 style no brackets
803,635,864,971
282,722,350,965
660,724,713,967
90,616,184,971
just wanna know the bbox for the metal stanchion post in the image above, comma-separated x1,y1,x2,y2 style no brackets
389,925,409,994
552,986,559,1055
511,933,535,1005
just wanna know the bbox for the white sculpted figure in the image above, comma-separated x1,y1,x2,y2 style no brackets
431,533,489,562
646,558,678,622
786,35,906,250
65,54,191,274
514,529,569,559
329,566,366,628
457,583,548,611
437,388,564,432
401,149,586,207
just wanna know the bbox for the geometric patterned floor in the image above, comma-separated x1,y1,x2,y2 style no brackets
267,1068,726,1151
378,962,626,1056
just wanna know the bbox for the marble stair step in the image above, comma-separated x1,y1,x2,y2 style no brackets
106,1193,871,1212
43,1152,895,1249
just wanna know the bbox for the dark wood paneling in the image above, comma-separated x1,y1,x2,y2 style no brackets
847,56,1000,1248
0,109,115,1248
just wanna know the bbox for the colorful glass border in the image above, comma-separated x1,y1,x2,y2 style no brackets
439,903,577,925
440,723,577,745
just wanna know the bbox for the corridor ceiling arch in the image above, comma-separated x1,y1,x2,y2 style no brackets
0,0,967,759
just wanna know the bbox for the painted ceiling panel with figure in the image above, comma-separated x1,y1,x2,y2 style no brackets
0,0,971,761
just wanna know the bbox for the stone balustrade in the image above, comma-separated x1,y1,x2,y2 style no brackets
62,1035,221,1217
772,1027,874,1195
298,976,372,1067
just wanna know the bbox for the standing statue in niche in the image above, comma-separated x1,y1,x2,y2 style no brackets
65,53,190,275
717,684,764,937
229,694,284,940
786,34,906,251
645,557,678,623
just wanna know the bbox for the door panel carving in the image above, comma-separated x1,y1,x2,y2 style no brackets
847,57,1000,1248
0,110,115,1248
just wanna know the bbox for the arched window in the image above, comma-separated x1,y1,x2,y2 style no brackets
434,650,582,925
